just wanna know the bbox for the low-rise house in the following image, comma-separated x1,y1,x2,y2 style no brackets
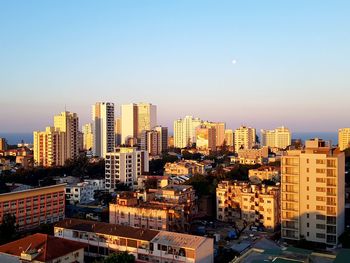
0,233,86,263
54,218,214,263
164,160,206,176
65,179,105,205
248,166,280,183
110,185,197,232
231,147,269,165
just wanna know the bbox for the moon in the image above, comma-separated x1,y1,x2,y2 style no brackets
232,59,237,64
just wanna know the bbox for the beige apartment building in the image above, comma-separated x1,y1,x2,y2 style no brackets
234,125,256,151
121,103,157,145
0,184,66,231
140,126,168,156
164,160,206,176
105,147,149,190
109,185,197,232
248,166,280,183
338,128,350,151
224,129,234,150
33,111,79,167
281,138,345,247
231,146,269,165
82,123,93,150
33,127,65,166
216,181,280,230
0,138,7,151
196,125,216,153
54,111,79,161
261,126,291,149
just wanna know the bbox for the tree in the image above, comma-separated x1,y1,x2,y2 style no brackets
0,214,18,245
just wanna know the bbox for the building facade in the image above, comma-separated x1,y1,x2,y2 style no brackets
82,123,93,150
261,126,291,149
234,126,256,151
65,179,105,205
110,185,197,232
33,127,65,166
54,111,79,161
164,160,206,176
224,129,234,150
54,218,214,263
281,139,345,246
0,233,85,263
216,181,280,230
174,116,202,148
196,125,216,153
121,103,157,145
0,184,66,231
141,127,168,156
0,138,7,151
338,128,350,151
105,147,149,190
92,102,115,158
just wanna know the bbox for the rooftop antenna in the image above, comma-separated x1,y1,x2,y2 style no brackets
64,104,67,112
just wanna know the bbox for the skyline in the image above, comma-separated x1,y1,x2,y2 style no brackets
1,1,350,133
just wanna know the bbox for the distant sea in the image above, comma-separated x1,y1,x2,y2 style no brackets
292,132,338,145
0,131,339,146
0,133,33,145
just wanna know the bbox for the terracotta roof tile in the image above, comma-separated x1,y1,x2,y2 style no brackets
0,233,86,262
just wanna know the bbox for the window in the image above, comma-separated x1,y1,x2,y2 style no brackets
307,177,309,182
316,205,325,211
307,223,309,227
316,159,325,164
316,178,325,183
316,187,325,192
316,214,326,220
316,233,325,239
316,224,325,229
316,196,325,201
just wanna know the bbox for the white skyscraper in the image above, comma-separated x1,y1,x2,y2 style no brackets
92,102,115,158
121,103,157,145
174,116,202,148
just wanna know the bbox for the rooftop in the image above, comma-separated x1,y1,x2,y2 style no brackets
0,233,86,262
55,218,159,241
152,230,208,250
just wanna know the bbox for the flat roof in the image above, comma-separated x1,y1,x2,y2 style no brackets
152,230,208,250
0,184,66,198
55,218,159,241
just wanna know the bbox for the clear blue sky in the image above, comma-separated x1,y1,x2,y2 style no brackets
0,0,349,133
